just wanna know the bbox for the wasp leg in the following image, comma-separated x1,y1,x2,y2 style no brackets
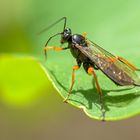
86,66,105,119
117,56,140,71
82,32,87,38
44,46,68,61
87,66,105,119
83,62,103,105
64,60,81,103
82,32,90,47
63,65,80,103
87,67,102,99
110,56,140,71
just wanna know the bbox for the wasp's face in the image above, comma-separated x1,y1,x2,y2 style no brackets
61,28,72,44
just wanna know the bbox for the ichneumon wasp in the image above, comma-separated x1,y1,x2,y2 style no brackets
39,17,140,115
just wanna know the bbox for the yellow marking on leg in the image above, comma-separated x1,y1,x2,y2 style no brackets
44,46,64,52
83,32,87,38
82,32,91,47
44,46,65,61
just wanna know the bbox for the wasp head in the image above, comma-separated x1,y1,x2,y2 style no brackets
61,28,72,44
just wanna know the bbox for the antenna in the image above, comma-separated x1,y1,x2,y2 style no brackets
37,17,67,35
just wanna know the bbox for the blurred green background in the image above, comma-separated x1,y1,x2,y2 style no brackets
0,0,140,139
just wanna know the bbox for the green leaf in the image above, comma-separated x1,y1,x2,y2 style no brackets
0,55,49,107
36,0,140,121
42,47,140,121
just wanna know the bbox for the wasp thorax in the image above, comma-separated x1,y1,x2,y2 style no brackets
61,28,72,43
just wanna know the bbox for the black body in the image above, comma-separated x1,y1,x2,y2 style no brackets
44,17,140,87
68,34,98,72
61,31,140,86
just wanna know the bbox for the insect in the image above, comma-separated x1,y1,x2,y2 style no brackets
40,17,140,110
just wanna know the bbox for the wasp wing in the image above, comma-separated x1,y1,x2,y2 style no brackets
75,40,140,85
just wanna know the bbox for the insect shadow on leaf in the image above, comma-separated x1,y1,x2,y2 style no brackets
48,69,140,120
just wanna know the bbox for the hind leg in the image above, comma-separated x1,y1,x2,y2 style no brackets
83,63,103,106
83,63,105,120
109,56,140,71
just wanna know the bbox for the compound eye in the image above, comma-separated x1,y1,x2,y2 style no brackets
65,28,71,34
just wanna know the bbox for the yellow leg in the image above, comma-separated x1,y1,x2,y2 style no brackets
44,46,65,53
82,32,87,38
82,32,91,47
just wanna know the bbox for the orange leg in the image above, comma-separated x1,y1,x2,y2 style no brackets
109,56,140,71
87,67,104,109
63,65,80,102
44,46,68,61
88,67,106,119
87,67,102,97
